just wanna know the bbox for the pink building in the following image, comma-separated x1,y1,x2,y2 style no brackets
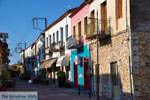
67,0,91,91
70,1,89,46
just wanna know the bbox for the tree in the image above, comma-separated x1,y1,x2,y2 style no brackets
2,41,10,70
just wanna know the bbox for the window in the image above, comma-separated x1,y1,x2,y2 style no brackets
84,17,88,35
73,25,76,38
65,25,68,40
53,33,55,43
78,21,81,38
56,31,59,43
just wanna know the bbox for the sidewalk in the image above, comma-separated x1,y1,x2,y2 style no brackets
7,79,112,100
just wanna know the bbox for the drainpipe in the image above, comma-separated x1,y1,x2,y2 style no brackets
126,0,134,99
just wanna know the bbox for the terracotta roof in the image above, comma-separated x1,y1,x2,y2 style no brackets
8,64,19,68
44,8,77,31
69,0,89,18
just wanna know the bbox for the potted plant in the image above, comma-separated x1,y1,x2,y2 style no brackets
57,71,65,87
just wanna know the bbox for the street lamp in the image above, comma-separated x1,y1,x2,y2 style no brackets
88,10,100,100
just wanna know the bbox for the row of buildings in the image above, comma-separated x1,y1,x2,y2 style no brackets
19,0,150,100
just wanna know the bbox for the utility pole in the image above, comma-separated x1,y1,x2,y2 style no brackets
32,18,47,31
88,10,100,100
96,10,100,100
32,18,47,74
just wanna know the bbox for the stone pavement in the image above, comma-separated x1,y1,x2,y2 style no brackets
7,79,111,100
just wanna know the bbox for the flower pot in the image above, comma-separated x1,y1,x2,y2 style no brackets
58,76,65,87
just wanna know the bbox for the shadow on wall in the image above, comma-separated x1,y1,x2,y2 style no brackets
70,73,133,100
94,73,132,100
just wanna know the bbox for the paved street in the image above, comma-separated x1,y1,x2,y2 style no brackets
7,79,111,100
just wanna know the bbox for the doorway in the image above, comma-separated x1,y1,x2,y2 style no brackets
73,62,78,88
83,57,90,90
110,62,119,99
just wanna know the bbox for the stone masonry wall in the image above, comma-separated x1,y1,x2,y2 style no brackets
131,32,150,100
90,32,132,100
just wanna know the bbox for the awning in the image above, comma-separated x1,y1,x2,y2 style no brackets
56,55,70,67
40,60,49,69
45,58,57,68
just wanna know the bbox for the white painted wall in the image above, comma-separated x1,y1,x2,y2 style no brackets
45,13,72,60
36,35,44,56
19,51,24,63
25,46,32,58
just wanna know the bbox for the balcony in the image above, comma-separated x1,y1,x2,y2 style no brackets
50,41,65,52
66,36,83,49
86,20,111,40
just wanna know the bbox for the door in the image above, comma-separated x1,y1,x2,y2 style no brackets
83,57,90,90
73,62,78,88
111,62,119,99
49,35,51,49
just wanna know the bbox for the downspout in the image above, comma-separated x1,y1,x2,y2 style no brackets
126,0,134,100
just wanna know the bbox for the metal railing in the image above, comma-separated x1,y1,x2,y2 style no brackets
66,35,83,49
50,41,65,52
87,20,111,39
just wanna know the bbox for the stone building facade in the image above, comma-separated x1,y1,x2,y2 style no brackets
130,0,150,100
87,0,150,100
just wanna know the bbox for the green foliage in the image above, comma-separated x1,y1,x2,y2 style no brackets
46,72,49,79
2,42,10,67
40,68,46,78
0,70,10,87
57,71,65,77
8,69,19,78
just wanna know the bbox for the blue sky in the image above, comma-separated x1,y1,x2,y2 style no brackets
0,0,84,65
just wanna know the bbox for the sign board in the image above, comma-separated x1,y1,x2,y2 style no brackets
0,92,38,100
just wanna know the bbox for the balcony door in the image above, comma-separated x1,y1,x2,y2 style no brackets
101,1,107,32
90,10,95,33
49,35,51,49
60,28,63,46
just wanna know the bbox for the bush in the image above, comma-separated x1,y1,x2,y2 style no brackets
40,68,46,78
57,71,65,77
0,70,10,87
